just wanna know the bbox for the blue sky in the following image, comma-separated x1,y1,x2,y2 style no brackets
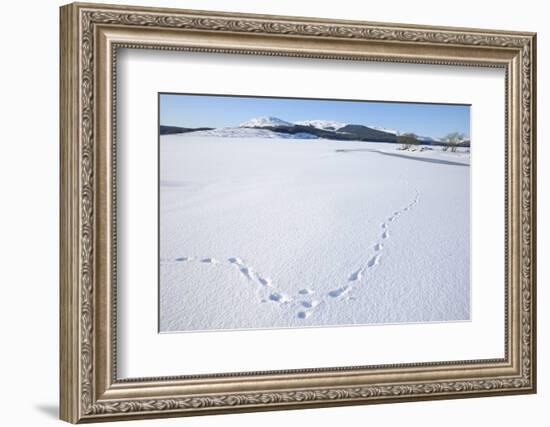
160,93,470,139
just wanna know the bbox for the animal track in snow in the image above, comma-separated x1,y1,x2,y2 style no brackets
227,258,290,304
240,267,255,280
164,255,289,307
256,275,271,286
162,186,421,321
295,299,321,319
300,300,319,308
269,292,290,303
345,252,382,285
348,268,363,282
367,254,381,268
326,185,420,302
328,286,350,298
228,257,257,281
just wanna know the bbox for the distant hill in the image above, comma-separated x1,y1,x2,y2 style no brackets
337,124,397,143
160,125,213,135
246,122,398,143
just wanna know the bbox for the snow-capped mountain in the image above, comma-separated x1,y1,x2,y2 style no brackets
161,115,461,145
239,116,293,128
294,120,347,131
181,127,317,139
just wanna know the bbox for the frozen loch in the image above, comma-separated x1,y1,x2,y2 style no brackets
159,134,470,332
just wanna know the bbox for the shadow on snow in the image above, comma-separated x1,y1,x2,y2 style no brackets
335,148,469,167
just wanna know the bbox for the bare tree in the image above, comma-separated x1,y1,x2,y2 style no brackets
397,133,420,151
442,132,465,152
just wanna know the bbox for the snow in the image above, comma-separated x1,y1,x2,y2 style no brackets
294,119,347,130
159,135,470,332
239,116,292,128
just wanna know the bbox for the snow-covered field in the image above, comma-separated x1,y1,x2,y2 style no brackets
159,135,470,332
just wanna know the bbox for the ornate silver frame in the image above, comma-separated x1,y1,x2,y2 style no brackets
60,2,536,423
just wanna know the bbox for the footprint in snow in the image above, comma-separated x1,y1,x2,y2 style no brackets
367,254,381,268
328,286,349,298
300,300,319,308
269,292,288,303
227,258,256,280
256,275,271,286
239,267,254,279
348,268,363,282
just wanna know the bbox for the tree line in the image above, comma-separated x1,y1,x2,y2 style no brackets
397,132,467,152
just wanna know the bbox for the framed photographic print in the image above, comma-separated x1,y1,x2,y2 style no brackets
60,2,537,423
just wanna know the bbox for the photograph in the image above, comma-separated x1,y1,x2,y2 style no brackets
158,93,471,333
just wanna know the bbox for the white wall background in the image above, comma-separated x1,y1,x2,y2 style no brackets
0,0,545,425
